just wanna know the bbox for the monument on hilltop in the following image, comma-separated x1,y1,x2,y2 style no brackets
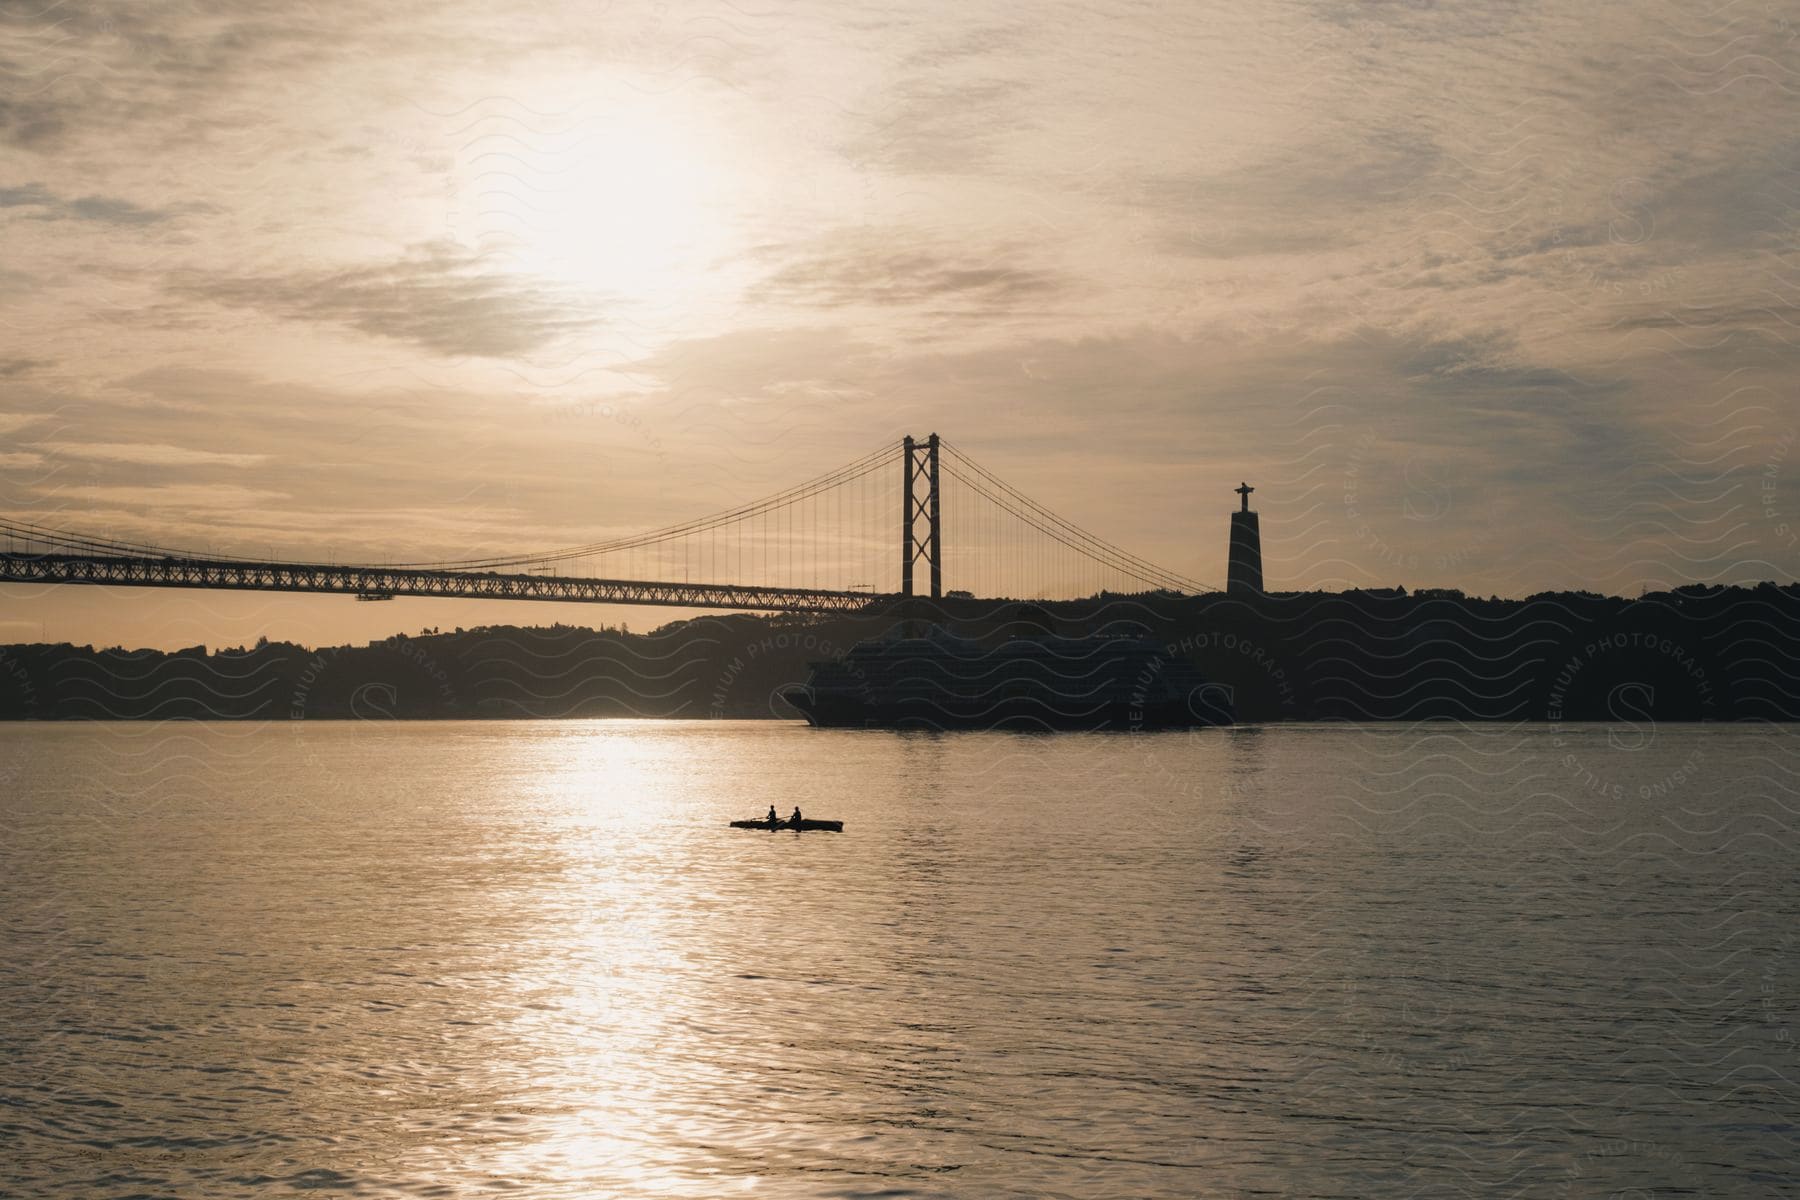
1227,481,1263,594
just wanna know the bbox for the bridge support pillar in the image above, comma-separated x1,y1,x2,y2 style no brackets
903,433,941,598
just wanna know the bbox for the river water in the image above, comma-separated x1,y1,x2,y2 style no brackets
2,720,1796,1197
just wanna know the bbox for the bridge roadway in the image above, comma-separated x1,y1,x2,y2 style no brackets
0,552,883,614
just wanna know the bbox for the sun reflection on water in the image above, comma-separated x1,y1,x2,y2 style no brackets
477,723,765,1196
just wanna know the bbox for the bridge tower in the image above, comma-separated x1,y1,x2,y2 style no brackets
902,433,941,598
1227,481,1263,594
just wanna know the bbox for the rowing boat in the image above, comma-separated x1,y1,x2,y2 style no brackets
729,818,844,832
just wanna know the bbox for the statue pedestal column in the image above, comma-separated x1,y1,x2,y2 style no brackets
1227,481,1262,594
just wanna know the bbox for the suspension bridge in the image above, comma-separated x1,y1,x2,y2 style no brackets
0,436,1215,613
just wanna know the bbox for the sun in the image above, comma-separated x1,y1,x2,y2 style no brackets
451,90,734,306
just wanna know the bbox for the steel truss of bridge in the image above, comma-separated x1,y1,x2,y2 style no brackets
0,552,883,614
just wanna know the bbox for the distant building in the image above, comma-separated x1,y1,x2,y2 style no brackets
1227,482,1263,594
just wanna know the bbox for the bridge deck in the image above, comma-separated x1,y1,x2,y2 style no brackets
0,553,883,614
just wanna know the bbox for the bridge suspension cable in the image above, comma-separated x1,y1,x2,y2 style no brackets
939,440,1214,598
1,440,900,586
2,432,1216,606
0,517,227,563
384,441,899,572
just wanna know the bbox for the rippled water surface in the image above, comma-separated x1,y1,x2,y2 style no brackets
3,720,1797,1197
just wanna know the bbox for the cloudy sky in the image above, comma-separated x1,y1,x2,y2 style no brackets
2,0,1796,648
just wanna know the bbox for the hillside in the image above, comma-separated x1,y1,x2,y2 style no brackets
2,584,1797,722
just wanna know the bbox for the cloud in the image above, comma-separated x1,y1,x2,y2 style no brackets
0,3,342,152
0,357,46,378
0,183,191,226
0,412,52,436
170,241,600,359
36,441,269,468
1644,146,1800,256
851,78,1035,174
0,97,66,149
747,234,1067,312
1396,330,1624,394
1608,301,1800,335
50,483,290,510
1138,129,1442,261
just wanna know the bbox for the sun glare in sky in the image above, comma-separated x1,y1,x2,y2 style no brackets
449,88,735,307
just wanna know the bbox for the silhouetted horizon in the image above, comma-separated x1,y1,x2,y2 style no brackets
6,581,1794,724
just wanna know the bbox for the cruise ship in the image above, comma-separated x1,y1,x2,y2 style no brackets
780,622,1233,731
